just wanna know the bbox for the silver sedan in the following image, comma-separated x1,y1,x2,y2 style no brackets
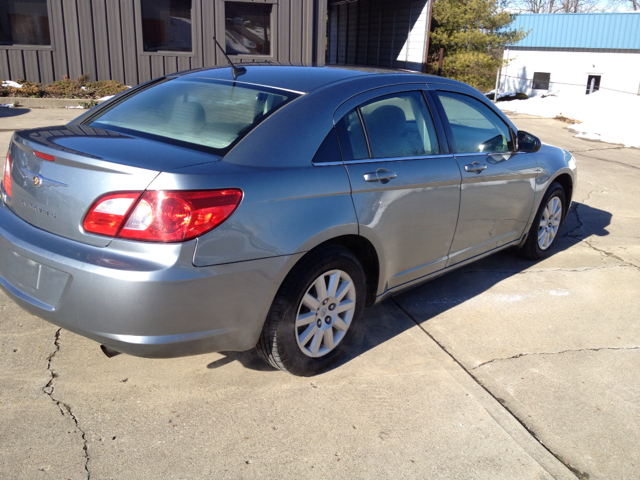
0,66,576,375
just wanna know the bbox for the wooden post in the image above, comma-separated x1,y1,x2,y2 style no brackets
437,48,444,76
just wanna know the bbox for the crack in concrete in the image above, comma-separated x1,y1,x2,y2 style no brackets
461,264,620,275
582,240,640,272
42,328,90,479
561,202,586,240
472,346,640,370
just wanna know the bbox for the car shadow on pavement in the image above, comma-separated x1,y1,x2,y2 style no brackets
0,107,31,119
207,349,278,372
207,201,611,374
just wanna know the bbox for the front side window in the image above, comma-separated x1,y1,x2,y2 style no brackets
532,72,550,90
141,0,192,52
89,78,298,155
0,0,50,46
437,91,513,154
360,91,439,159
225,2,271,55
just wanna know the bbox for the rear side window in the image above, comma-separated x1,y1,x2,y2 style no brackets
89,77,298,154
335,109,369,161
436,91,514,154
312,128,342,164
360,91,439,158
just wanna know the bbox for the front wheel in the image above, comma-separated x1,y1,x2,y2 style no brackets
256,245,366,376
518,182,567,260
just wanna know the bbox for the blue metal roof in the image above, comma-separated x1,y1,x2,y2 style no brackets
507,13,640,50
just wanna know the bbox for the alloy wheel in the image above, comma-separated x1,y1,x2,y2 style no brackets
538,196,563,250
295,269,356,358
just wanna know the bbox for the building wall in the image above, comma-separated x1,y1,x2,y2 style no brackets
327,0,431,72
499,48,640,97
0,0,326,86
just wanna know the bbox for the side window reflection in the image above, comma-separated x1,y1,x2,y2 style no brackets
360,91,440,159
437,92,514,154
336,109,369,161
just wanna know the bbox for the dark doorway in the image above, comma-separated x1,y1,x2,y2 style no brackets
586,75,601,95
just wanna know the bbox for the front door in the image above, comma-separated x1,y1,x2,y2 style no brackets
431,89,538,267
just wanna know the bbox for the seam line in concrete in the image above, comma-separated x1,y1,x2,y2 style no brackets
42,328,91,479
389,297,579,480
573,152,640,170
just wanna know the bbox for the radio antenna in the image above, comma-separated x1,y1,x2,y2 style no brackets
213,37,246,80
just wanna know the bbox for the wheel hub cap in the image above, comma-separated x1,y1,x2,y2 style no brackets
295,269,357,358
537,196,563,251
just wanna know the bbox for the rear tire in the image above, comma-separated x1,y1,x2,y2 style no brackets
256,245,366,376
518,182,566,260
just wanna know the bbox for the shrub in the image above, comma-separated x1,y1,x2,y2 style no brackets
1,73,128,99
3,81,43,98
86,80,128,98
44,78,85,98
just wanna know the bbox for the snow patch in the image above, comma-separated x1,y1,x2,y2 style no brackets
497,89,639,149
487,90,518,100
2,80,22,88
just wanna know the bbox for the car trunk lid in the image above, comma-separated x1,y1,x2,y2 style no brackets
7,125,221,247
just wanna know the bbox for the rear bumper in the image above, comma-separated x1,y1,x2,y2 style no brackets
0,200,292,357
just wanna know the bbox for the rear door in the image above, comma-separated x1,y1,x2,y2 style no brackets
335,86,462,291
430,88,538,266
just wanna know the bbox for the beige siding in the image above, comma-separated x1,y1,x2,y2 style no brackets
0,0,326,85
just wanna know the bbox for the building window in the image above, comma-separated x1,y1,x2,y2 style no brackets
0,0,51,46
532,72,551,90
141,0,192,52
225,2,271,56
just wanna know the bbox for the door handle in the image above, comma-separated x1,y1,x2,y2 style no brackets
364,169,397,184
464,162,487,173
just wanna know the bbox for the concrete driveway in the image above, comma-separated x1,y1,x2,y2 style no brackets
0,107,638,480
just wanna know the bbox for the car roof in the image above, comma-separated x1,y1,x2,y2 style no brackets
179,64,457,94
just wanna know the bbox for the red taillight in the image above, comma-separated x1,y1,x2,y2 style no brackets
83,189,242,242
2,151,11,198
34,150,55,161
83,192,142,237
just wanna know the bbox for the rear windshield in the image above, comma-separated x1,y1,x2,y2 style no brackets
89,77,299,154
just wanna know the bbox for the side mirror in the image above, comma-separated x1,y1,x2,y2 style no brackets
517,131,541,153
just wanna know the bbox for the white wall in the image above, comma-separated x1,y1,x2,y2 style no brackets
499,49,640,97
396,3,430,65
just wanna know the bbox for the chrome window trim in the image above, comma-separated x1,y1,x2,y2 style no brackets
452,151,516,158
313,153,456,167
356,107,373,159
312,161,345,167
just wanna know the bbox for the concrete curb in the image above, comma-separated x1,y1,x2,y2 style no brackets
1,97,105,109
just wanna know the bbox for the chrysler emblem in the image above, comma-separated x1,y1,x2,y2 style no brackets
20,167,68,188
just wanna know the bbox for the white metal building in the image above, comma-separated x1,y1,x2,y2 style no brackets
499,13,640,97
